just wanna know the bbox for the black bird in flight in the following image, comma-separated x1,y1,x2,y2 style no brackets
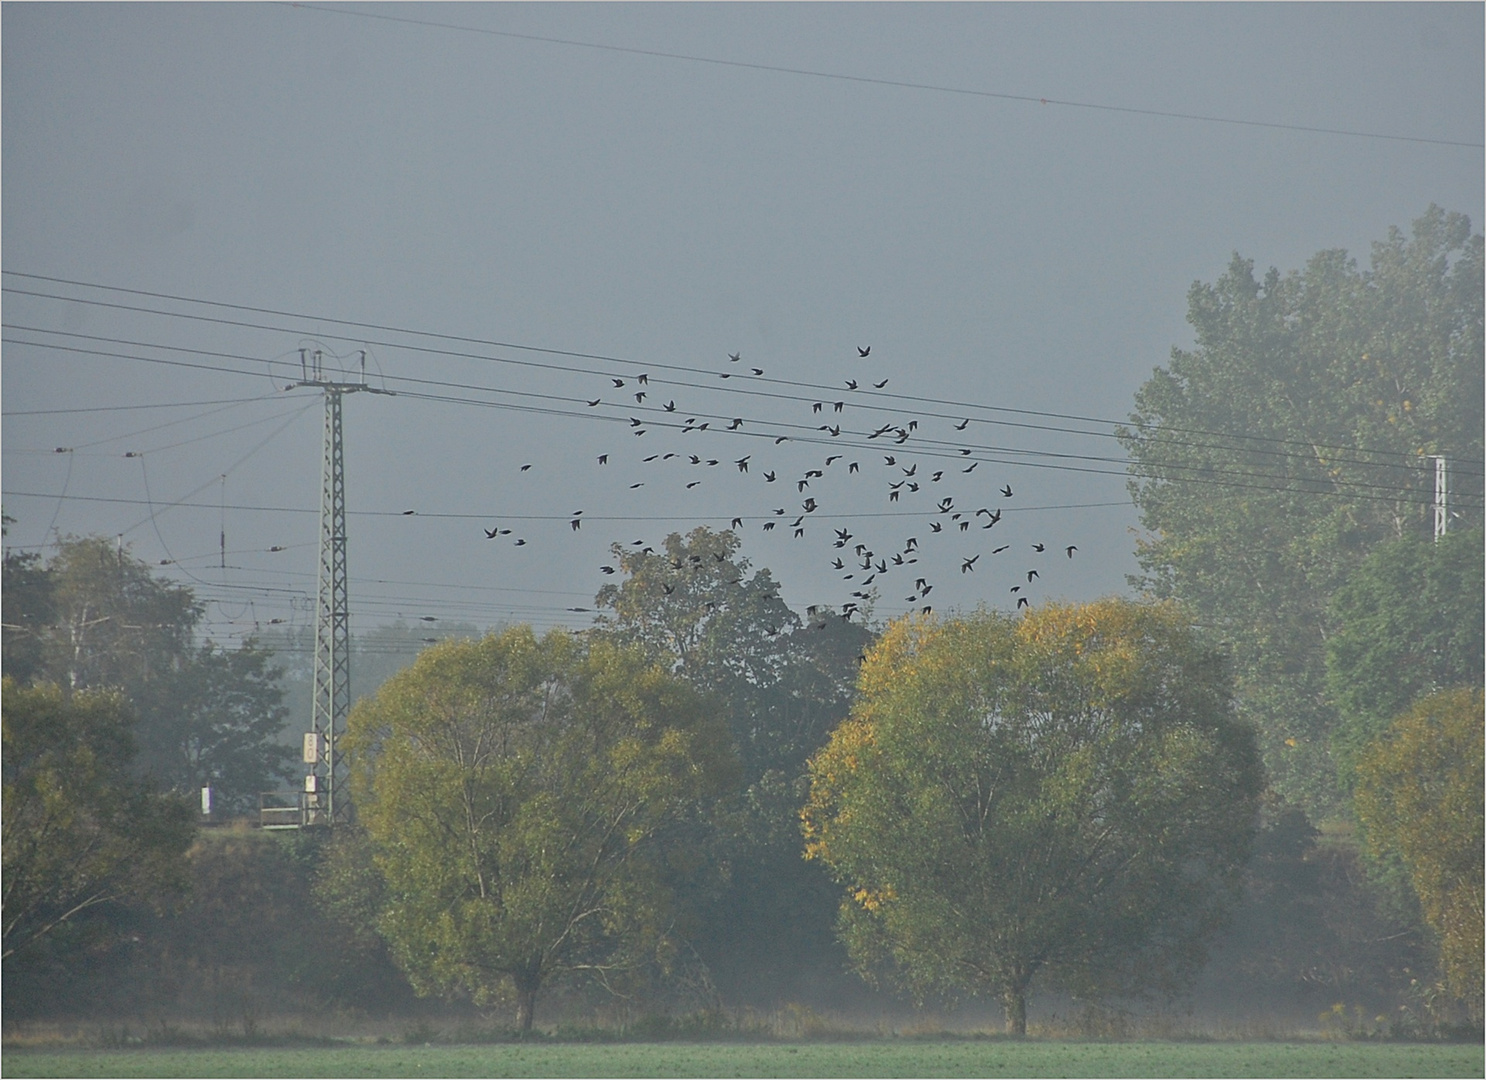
884,455,897,465
1027,569,1040,582
930,522,943,533
1017,596,1030,609
1001,484,1013,497
775,436,789,444
484,528,499,539
729,352,741,362
403,509,416,515
955,418,969,430
570,519,581,531
612,378,625,388
637,373,648,384
961,555,980,573
635,392,646,403
962,462,978,473
598,454,608,464
849,461,860,473
687,481,701,489
732,517,744,528
813,402,824,413
992,545,1009,554
903,464,917,476
873,379,889,389
833,401,845,413
1032,543,1046,553
1066,545,1078,558
764,471,777,482
630,482,644,489
736,457,750,472
520,464,532,471
826,455,843,465
586,399,601,407
662,400,676,412
514,539,527,546
858,346,871,357
845,379,859,390
752,368,764,376
600,566,616,575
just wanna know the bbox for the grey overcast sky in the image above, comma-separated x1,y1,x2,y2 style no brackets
4,2,1482,647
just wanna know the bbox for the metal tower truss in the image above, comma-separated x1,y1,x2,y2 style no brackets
294,358,391,827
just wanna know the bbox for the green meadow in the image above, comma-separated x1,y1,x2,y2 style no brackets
4,1041,1482,1079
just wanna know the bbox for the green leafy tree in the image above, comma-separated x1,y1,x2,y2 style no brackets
1120,207,1484,816
2,679,194,963
132,641,295,813
345,627,735,1030
1354,688,1484,1019
803,600,1264,1033
594,528,873,1004
2,517,56,685
4,535,295,810
1327,529,1485,782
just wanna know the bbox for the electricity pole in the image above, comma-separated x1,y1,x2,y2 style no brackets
294,350,391,826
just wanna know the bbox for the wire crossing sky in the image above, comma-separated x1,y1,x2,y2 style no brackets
3,3,1481,650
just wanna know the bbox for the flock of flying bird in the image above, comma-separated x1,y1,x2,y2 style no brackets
483,346,1082,626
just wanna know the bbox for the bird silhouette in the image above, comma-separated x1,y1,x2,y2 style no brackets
873,379,889,389
514,538,527,546
570,519,581,531
845,380,858,390
1066,545,1078,558
930,522,943,533
858,346,871,357
729,418,744,430
663,400,676,411
598,454,608,464
736,457,750,472
630,482,644,489
484,528,499,539
687,481,701,489
849,461,860,473
751,368,763,376
600,566,616,574
634,392,646,403
961,555,980,573
520,464,532,471
1017,597,1029,609
612,379,625,388
732,517,743,528
1032,543,1046,553
729,352,741,362
403,510,416,515
764,471,777,482
992,545,1009,554
825,455,842,465
1000,484,1013,497
834,401,845,413
962,462,978,473
955,418,969,430
1027,569,1039,581
586,399,601,407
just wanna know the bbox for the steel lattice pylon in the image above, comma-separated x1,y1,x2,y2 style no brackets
296,358,391,827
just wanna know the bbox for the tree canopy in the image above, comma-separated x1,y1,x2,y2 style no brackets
1354,688,1484,1020
803,600,1263,1033
2,535,295,812
345,626,736,1030
593,527,873,1005
2,679,194,963
1326,529,1484,782
1120,207,1484,815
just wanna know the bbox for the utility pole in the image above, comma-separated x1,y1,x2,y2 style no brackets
293,350,391,827
1430,454,1449,541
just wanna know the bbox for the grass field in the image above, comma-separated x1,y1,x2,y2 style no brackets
4,1041,1481,1078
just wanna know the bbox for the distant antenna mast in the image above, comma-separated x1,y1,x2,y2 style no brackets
292,358,392,827
1431,454,1450,541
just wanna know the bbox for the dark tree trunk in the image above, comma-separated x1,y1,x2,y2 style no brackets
514,973,539,1033
1002,984,1028,1036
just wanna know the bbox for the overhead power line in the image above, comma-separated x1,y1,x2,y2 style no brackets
284,3,1483,149
7,329,1476,505
7,275,1476,479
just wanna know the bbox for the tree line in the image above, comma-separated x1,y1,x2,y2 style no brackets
3,208,1481,1032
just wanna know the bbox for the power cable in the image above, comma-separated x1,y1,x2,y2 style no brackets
284,3,1484,149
